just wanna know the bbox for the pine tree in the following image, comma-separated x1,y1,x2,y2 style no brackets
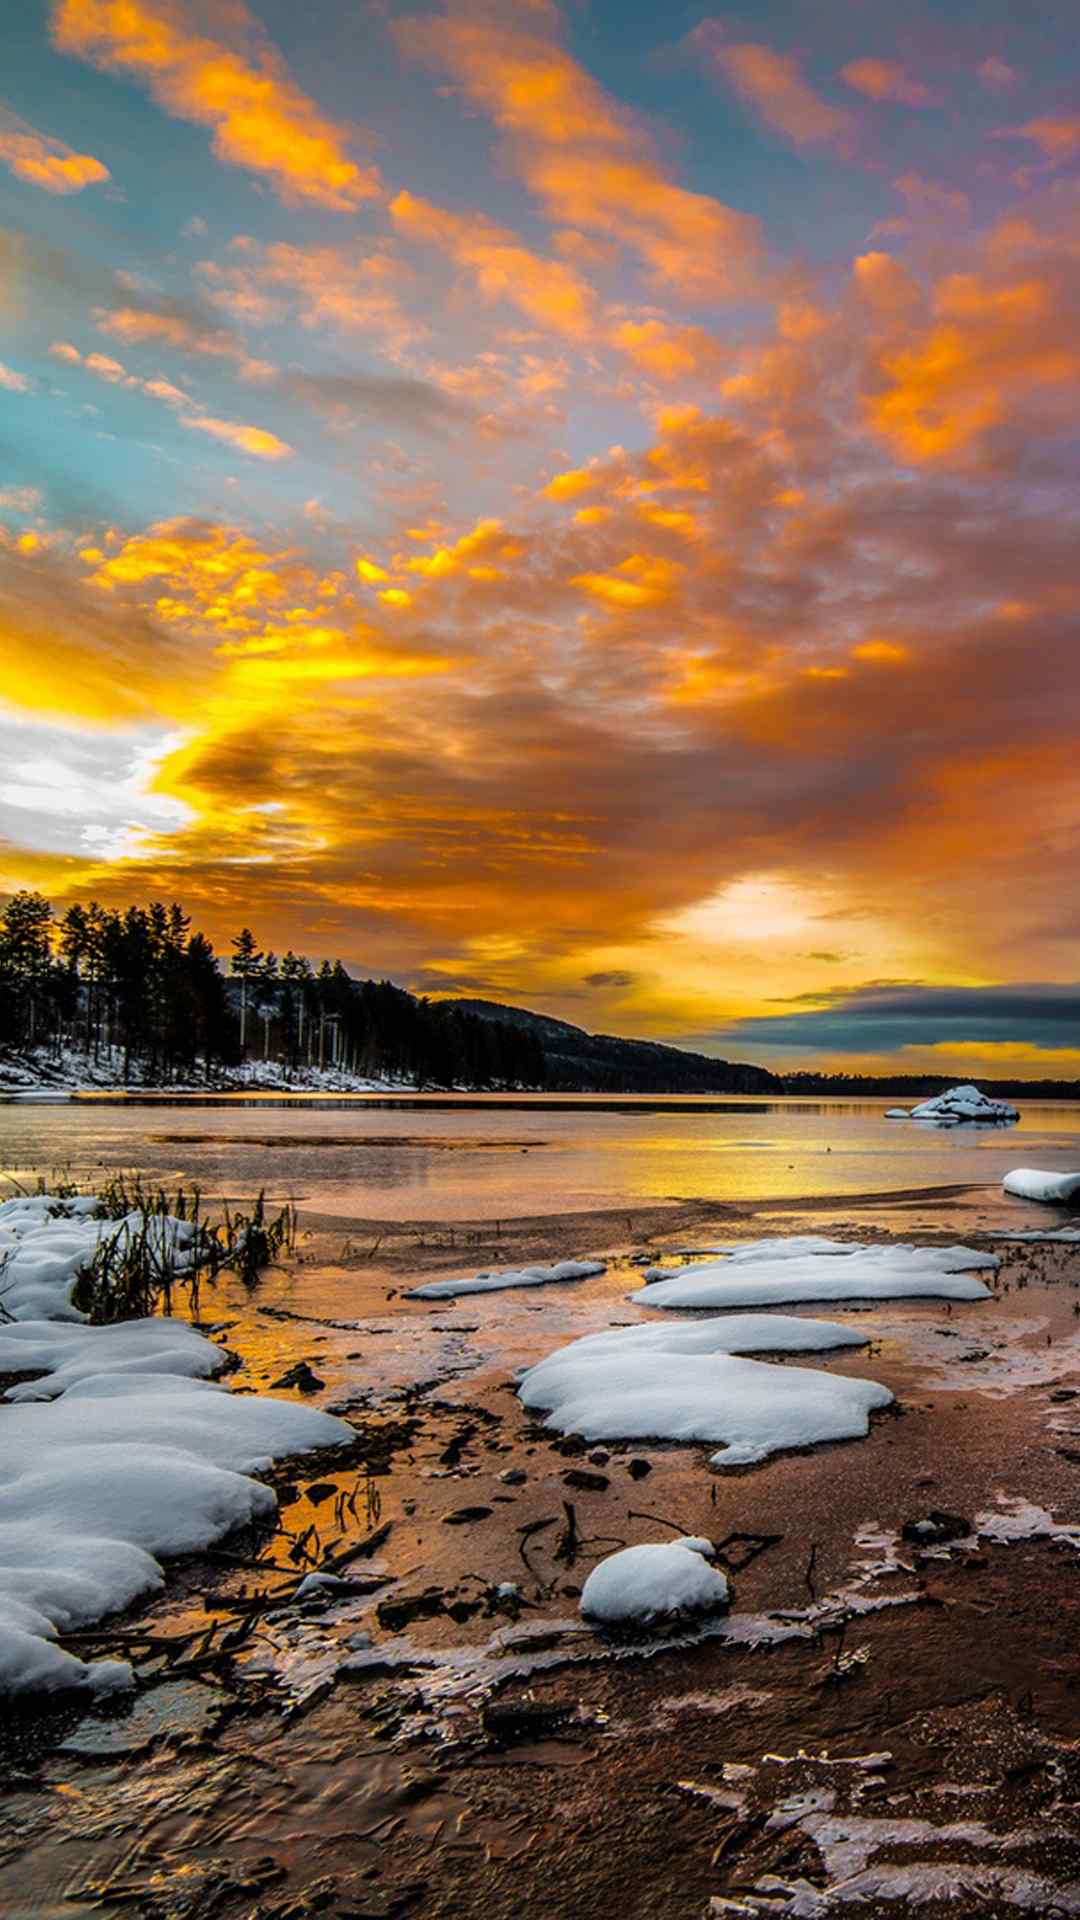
229,928,263,1053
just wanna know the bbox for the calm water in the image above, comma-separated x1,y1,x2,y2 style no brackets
2,1093,1079,1220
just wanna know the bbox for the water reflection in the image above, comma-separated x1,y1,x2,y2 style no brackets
2,1095,1080,1221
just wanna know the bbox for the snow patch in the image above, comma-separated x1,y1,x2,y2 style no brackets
580,1537,729,1625
408,1259,605,1300
518,1313,891,1468
0,1194,352,1696
1003,1167,1080,1206
633,1238,995,1311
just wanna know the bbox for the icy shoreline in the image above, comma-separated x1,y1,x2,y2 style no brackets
0,1047,419,1099
0,1193,352,1697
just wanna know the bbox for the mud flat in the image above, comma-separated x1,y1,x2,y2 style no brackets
3,1187,1080,1916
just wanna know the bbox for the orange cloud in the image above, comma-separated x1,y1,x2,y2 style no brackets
841,59,931,107
1008,117,1080,162
200,240,423,350
866,268,1080,462
94,305,273,379
0,106,110,194
572,553,680,609
0,360,31,392
49,340,291,458
390,191,597,337
181,414,290,460
402,13,761,303
611,317,726,383
710,42,853,147
50,0,379,209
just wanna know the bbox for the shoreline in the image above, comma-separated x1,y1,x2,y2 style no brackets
5,1176,1080,1914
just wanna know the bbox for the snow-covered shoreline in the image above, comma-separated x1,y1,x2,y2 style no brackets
0,1047,418,1099
0,1193,352,1697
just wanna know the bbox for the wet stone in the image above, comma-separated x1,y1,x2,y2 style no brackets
271,1360,325,1394
562,1468,610,1492
58,1680,230,1758
901,1509,972,1545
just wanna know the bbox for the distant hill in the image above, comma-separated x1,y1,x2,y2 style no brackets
447,998,780,1094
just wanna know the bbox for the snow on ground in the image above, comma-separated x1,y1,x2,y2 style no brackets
975,1494,1080,1550
633,1238,996,1311
0,1193,202,1321
408,1258,605,1301
1003,1167,1080,1205
997,1227,1080,1244
888,1083,1019,1125
0,1043,415,1097
0,1194,352,1697
518,1313,891,1467
580,1537,729,1625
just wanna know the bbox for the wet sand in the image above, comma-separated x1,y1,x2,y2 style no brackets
3,1183,1080,1917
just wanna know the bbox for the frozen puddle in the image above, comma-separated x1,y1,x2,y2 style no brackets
518,1313,891,1467
408,1259,605,1301
709,1814,1080,1914
0,1194,352,1697
634,1237,996,1311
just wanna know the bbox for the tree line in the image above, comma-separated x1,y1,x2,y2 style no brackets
0,891,547,1089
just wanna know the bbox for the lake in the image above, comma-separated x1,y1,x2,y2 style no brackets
2,1092,1079,1221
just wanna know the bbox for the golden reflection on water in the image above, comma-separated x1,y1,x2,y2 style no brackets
3,1095,1080,1220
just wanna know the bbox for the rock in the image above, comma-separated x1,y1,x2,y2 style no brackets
304,1480,338,1504
627,1458,653,1480
59,1679,229,1757
377,1590,446,1631
901,1510,972,1546
481,1699,578,1747
441,1505,493,1525
271,1360,325,1394
552,1434,586,1457
499,1467,527,1485
563,1468,610,1492
588,1449,610,1466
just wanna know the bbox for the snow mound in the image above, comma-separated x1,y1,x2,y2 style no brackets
1003,1167,1080,1206
519,1314,891,1468
906,1084,1019,1126
0,1194,352,1696
581,1537,729,1625
408,1259,605,1300
0,1192,202,1323
633,1239,996,1311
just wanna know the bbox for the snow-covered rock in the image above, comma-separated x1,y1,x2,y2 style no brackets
1003,1167,1080,1206
581,1537,729,1625
408,1259,605,1301
632,1238,996,1312
884,1108,910,1119
0,1194,352,1696
908,1084,1019,1126
518,1313,891,1468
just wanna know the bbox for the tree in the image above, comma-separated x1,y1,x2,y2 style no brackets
0,891,54,1044
229,928,263,1052
256,951,279,1060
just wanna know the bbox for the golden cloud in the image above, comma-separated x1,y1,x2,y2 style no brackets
391,190,597,337
0,107,110,194
51,0,379,209
401,11,762,302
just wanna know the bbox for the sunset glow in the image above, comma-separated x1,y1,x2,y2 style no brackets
3,0,1080,1073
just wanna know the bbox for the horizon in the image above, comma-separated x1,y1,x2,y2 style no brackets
3,1,1080,1076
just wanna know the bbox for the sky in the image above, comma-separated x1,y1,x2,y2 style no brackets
2,0,1080,1076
